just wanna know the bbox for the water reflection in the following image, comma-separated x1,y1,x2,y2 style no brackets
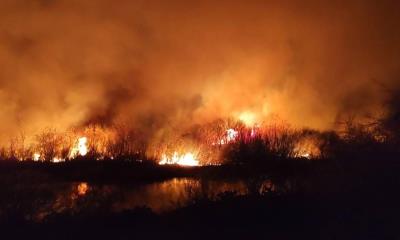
77,182,89,195
115,178,248,213
1,178,283,222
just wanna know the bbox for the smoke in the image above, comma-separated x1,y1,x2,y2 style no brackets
0,0,399,144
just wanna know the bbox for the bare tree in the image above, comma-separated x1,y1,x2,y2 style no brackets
35,128,63,161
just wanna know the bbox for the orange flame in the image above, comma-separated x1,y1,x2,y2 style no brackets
69,137,88,158
159,152,199,166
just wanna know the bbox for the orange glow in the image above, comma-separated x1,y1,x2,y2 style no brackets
33,153,41,161
226,128,239,142
77,182,89,195
159,152,199,166
0,0,396,158
238,111,257,127
69,137,88,158
52,157,65,163
293,138,321,159
215,128,239,145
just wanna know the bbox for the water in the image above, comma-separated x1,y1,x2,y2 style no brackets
1,178,280,222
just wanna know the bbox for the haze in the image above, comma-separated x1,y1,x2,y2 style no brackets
0,0,399,143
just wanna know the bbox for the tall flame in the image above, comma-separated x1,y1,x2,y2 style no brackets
226,128,239,142
69,137,88,158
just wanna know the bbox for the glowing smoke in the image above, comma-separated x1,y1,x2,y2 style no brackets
0,0,399,148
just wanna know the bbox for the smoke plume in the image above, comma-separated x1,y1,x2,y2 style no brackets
0,0,399,144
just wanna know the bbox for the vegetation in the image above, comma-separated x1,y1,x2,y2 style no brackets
1,106,400,239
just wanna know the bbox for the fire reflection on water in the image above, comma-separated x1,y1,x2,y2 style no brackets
77,182,89,196
6,178,282,222
114,178,249,213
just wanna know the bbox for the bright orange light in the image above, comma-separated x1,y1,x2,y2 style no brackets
33,153,41,161
69,137,88,158
216,128,238,145
159,152,199,166
77,182,89,195
226,128,238,142
293,138,321,159
52,157,65,163
238,111,257,127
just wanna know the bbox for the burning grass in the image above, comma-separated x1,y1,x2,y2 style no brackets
159,152,199,166
0,121,324,165
0,115,394,166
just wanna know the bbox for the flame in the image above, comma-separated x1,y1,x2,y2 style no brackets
238,111,257,127
226,128,238,142
52,157,65,163
69,137,88,158
293,137,321,159
159,152,199,166
213,128,239,145
33,153,41,161
77,182,89,195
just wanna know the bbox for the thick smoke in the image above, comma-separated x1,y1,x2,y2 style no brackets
0,0,399,144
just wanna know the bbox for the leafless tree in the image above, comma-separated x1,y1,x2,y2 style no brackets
35,128,63,161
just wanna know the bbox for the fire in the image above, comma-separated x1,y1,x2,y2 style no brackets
238,111,257,127
213,128,239,145
77,182,89,195
226,128,238,142
52,157,65,163
293,137,321,159
159,152,199,166
33,153,41,161
69,137,88,158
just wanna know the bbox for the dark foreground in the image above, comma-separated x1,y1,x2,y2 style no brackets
5,192,399,240
1,155,399,240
